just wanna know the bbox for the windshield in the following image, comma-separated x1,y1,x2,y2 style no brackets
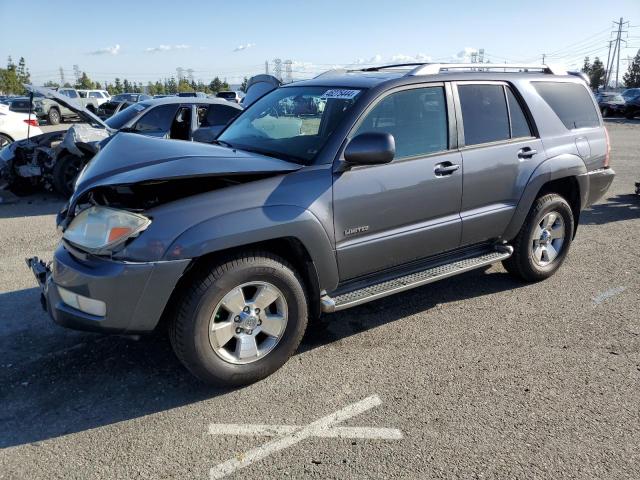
105,102,151,129
218,86,364,164
217,92,237,99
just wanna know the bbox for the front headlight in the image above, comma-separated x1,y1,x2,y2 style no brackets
63,206,151,254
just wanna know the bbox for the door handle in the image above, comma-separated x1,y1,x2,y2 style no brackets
517,147,537,159
434,162,460,176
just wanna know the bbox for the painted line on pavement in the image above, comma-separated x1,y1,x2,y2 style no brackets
593,286,626,305
208,395,402,479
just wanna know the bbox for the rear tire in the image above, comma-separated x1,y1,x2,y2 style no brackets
503,193,574,282
169,252,308,386
601,107,610,118
47,108,61,125
52,154,84,197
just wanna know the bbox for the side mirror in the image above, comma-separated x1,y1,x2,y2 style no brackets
344,132,395,166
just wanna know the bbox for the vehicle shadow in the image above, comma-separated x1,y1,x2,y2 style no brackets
300,267,526,353
603,117,640,125
580,194,639,226
0,267,525,448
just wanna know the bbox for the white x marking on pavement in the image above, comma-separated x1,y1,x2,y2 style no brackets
208,394,402,479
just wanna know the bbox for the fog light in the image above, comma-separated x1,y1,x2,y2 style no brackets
57,286,106,317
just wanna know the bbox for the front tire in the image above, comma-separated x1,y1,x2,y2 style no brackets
52,154,84,197
169,252,308,386
503,193,574,282
47,108,61,125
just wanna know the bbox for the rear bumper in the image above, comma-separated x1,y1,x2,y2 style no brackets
584,167,615,207
30,244,189,334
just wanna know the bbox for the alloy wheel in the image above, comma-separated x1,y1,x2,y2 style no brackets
208,281,288,364
531,211,565,266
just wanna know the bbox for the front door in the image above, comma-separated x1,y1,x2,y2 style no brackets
333,84,463,281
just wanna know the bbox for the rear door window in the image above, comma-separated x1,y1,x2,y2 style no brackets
354,86,448,159
533,81,600,129
505,87,532,138
458,84,510,146
133,104,179,133
203,104,240,126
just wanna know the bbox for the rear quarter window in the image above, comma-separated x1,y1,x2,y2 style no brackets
533,82,600,129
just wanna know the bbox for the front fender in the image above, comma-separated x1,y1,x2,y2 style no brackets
164,205,339,292
502,153,588,241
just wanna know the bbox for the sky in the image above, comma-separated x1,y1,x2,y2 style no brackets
0,0,639,86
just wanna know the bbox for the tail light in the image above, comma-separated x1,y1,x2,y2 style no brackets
604,127,611,167
24,118,39,127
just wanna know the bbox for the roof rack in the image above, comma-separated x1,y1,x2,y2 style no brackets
343,62,566,76
408,63,566,76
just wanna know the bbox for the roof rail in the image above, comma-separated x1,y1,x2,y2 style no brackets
408,63,566,76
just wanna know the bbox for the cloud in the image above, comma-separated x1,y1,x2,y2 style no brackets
233,43,256,52
145,44,191,53
88,44,120,55
352,54,383,65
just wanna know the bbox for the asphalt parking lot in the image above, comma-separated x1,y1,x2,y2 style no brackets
0,120,639,479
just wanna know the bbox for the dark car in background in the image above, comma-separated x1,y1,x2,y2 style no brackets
595,91,626,117
7,96,37,114
216,91,243,103
621,88,640,119
96,93,152,119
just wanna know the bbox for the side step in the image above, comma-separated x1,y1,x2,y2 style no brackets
321,245,513,313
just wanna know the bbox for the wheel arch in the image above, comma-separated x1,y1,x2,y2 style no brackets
159,237,324,333
503,154,588,241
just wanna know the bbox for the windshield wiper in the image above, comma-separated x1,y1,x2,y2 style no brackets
211,139,234,148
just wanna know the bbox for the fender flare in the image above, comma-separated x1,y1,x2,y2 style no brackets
164,205,339,292
503,153,589,240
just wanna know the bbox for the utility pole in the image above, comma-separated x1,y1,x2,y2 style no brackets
541,53,546,64
265,60,269,75
605,17,629,89
605,40,613,88
58,66,65,85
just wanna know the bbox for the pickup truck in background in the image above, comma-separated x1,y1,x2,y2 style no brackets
34,87,101,125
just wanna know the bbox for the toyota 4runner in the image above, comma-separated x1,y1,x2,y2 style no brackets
28,63,615,386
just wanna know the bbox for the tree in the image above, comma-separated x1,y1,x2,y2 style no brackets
581,57,591,75
589,57,605,91
114,78,123,94
0,57,23,94
44,80,60,88
16,57,30,84
623,50,640,88
77,72,94,90
209,76,223,93
240,76,248,93
123,78,131,92
177,79,194,93
166,77,178,94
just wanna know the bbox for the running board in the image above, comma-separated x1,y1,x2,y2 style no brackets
321,245,513,313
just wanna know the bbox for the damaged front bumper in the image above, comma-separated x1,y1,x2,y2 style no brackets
27,244,190,334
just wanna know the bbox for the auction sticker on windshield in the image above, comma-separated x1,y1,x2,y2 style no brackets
321,89,360,100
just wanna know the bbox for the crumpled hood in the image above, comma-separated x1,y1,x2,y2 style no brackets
71,133,302,202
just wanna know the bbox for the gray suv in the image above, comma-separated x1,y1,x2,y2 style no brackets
28,63,615,386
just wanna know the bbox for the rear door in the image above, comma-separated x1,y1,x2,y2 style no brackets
333,84,463,280
453,82,545,246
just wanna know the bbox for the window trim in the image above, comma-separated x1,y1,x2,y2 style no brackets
452,80,538,150
337,82,455,168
